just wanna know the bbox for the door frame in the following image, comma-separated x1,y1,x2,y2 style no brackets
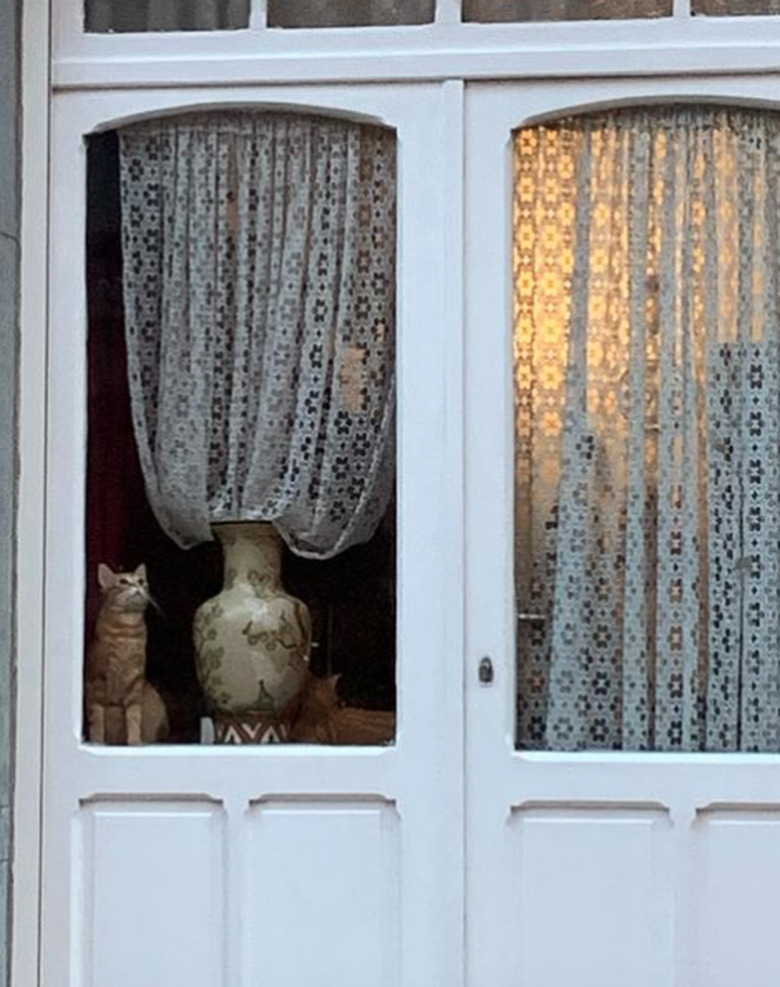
18,1,780,983
464,76,780,987
38,79,466,987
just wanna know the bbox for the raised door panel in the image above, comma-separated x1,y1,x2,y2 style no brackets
511,806,671,987
45,81,462,987
244,799,401,987
692,808,780,987
79,800,225,987
465,77,780,987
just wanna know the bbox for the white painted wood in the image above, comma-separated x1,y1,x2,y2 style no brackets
511,807,671,987
42,82,463,987
248,0,267,29
465,78,780,987
31,8,780,987
691,808,780,987
245,799,400,987
435,0,462,24
13,2,51,987
80,801,225,987
49,41,780,92
49,0,780,91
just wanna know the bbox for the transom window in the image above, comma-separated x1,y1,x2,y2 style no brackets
463,0,672,21
80,0,780,32
85,0,251,31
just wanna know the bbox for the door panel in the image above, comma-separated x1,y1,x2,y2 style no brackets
44,83,462,987
510,806,669,987
465,79,780,987
692,808,780,987
79,801,225,987
244,799,401,987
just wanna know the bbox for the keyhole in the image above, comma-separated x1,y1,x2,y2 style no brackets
478,657,494,685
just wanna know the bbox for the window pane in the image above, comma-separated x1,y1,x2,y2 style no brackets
693,0,780,14
85,0,249,32
464,0,670,20
514,106,780,753
85,117,397,746
268,0,435,27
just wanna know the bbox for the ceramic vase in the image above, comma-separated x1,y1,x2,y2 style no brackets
194,521,310,743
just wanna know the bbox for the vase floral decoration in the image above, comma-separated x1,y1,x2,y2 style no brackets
194,522,311,743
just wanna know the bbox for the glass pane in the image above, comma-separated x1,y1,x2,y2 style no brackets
464,0,670,20
693,0,780,14
514,105,780,753
268,0,435,27
85,0,249,32
85,116,397,746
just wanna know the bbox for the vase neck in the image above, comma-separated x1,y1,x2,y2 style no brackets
215,523,283,592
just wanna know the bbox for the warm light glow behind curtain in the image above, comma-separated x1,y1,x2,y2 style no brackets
515,106,780,752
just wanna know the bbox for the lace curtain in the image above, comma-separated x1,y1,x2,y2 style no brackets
86,0,249,31
119,113,396,558
515,106,780,752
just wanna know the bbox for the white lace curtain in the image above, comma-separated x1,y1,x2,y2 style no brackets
515,106,780,752
118,112,396,558
86,0,248,31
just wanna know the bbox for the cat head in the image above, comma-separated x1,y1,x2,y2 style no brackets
97,563,149,612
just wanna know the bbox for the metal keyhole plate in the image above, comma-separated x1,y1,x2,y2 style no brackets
478,656,494,685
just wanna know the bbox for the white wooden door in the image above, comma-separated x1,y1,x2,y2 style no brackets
465,78,780,987
42,82,464,987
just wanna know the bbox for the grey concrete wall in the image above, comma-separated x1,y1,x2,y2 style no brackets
0,0,18,982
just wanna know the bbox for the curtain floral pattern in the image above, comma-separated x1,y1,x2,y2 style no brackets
515,106,780,752
118,112,396,558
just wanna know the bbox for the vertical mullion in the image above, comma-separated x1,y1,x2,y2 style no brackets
436,0,462,22
249,0,267,29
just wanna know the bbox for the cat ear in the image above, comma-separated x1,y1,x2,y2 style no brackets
97,563,115,589
134,563,147,581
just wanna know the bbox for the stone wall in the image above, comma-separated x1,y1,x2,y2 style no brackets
0,0,18,982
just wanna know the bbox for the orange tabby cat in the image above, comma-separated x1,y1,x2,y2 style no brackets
85,563,169,745
290,674,396,745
